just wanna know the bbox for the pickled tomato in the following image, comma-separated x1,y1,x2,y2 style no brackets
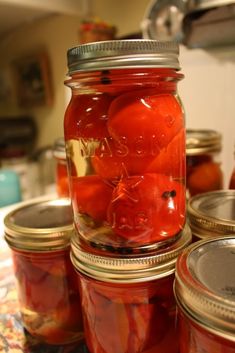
107,173,185,243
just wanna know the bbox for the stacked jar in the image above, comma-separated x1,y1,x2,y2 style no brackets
4,197,83,345
175,236,235,352
64,39,190,352
186,129,223,197
187,189,235,242
71,225,191,353
229,143,235,189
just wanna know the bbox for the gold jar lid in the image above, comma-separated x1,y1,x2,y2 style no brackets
186,129,222,155
67,40,181,74
187,190,235,239
4,197,74,251
70,224,192,283
175,236,235,342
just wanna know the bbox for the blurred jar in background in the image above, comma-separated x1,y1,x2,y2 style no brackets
229,169,235,189
1,148,31,200
79,18,116,44
186,129,223,197
229,143,235,189
53,137,70,197
187,190,235,242
33,146,56,196
4,198,83,345
0,169,22,207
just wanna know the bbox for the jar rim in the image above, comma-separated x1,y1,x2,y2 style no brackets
4,197,74,251
187,190,235,236
70,224,192,283
186,129,222,155
67,39,181,75
174,237,235,341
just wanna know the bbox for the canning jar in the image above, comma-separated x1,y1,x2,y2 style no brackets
187,190,235,241
174,237,235,353
229,144,235,189
230,169,235,189
4,198,83,345
186,129,223,197
64,39,186,254
70,224,191,353
53,137,70,197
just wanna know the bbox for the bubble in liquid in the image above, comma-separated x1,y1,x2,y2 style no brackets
165,115,175,128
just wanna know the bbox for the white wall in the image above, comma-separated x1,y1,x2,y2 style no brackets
179,45,235,186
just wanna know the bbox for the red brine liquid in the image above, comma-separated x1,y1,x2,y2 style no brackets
64,69,186,253
78,272,179,353
12,248,83,345
186,154,223,197
55,159,70,197
229,168,235,189
178,308,235,353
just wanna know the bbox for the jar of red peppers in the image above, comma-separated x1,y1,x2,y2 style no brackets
64,40,186,254
70,224,191,353
187,190,235,241
4,197,83,345
53,137,70,197
186,129,223,197
229,143,235,189
174,236,235,353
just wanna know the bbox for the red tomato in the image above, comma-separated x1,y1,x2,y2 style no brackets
64,93,113,139
29,250,71,277
146,129,186,178
136,302,169,350
57,176,70,197
16,262,67,312
229,169,235,189
55,301,83,330
187,161,223,196
13,252,74,312
56,162,70,197
82,281,171,353
107,173,185,243
107,91,184,155
71,175,113,222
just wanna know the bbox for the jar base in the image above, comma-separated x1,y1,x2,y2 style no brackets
78,227,184,256
21,308,84,346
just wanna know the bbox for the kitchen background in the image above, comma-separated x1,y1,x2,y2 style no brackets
0,0,234,200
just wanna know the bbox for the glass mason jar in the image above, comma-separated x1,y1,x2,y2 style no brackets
4,198,83,345
174,237,235,353
186,129,223,197
187,190,235,242
230,169,235,189
53,137,70,197
229,144,235,189
70,224,191,353
64,39,186,254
